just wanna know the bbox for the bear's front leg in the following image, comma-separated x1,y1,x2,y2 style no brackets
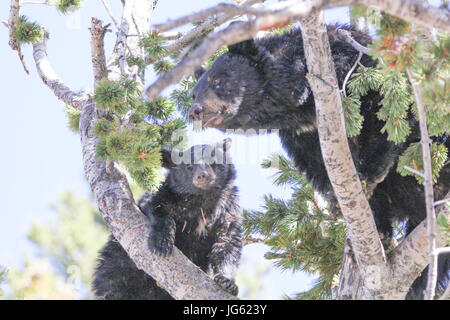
208,216,242,296
150,215,176,256
138,192,176,256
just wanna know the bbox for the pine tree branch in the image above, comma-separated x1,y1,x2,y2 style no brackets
32,29,88,110
300,11,389,299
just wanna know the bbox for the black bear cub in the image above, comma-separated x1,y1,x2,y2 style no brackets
93,139,242,299
189,25,449,299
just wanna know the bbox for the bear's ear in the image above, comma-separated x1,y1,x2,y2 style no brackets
228,39,258,58
194,67,206,80
160,148,175,168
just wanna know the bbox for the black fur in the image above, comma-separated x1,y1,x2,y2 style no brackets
190,25,449,299
93,139,243,299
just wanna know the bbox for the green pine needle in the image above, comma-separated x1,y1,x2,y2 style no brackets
93,118,116,137
397,142,448,183
170,76,196,118
94,78,126,114
153,60,174,75
437,210,450,245
342,95,364,137
139,32,168,59
377,72,413,144
243,154,346,300
127,57,145,73
54,0,82,14
64,105,81,133
13,16,42,44
146,97,175,120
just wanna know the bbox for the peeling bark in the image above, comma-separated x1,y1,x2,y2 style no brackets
90,18,110,85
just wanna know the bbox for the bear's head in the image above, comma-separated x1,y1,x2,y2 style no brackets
189,39,277,130
161,138,235,194
188,33,314,132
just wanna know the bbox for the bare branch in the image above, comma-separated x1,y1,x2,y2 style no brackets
145,0,264,67
153,2,268,32
156,0,450,35
146,20,258,100
336,28,369,54
434,198,450,206
90,17,111,85
404,165,425,179
32,29,88,110
406,69,438,300
360,0,450,33
99,0,119,29
341,51,363,97
20,1,53,5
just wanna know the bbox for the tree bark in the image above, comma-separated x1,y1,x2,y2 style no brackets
301,11,390,299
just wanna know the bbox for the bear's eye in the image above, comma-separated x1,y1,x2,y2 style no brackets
192,93,196,100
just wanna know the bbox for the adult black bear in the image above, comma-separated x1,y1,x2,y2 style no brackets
188,25,449,299
93,139,242,299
